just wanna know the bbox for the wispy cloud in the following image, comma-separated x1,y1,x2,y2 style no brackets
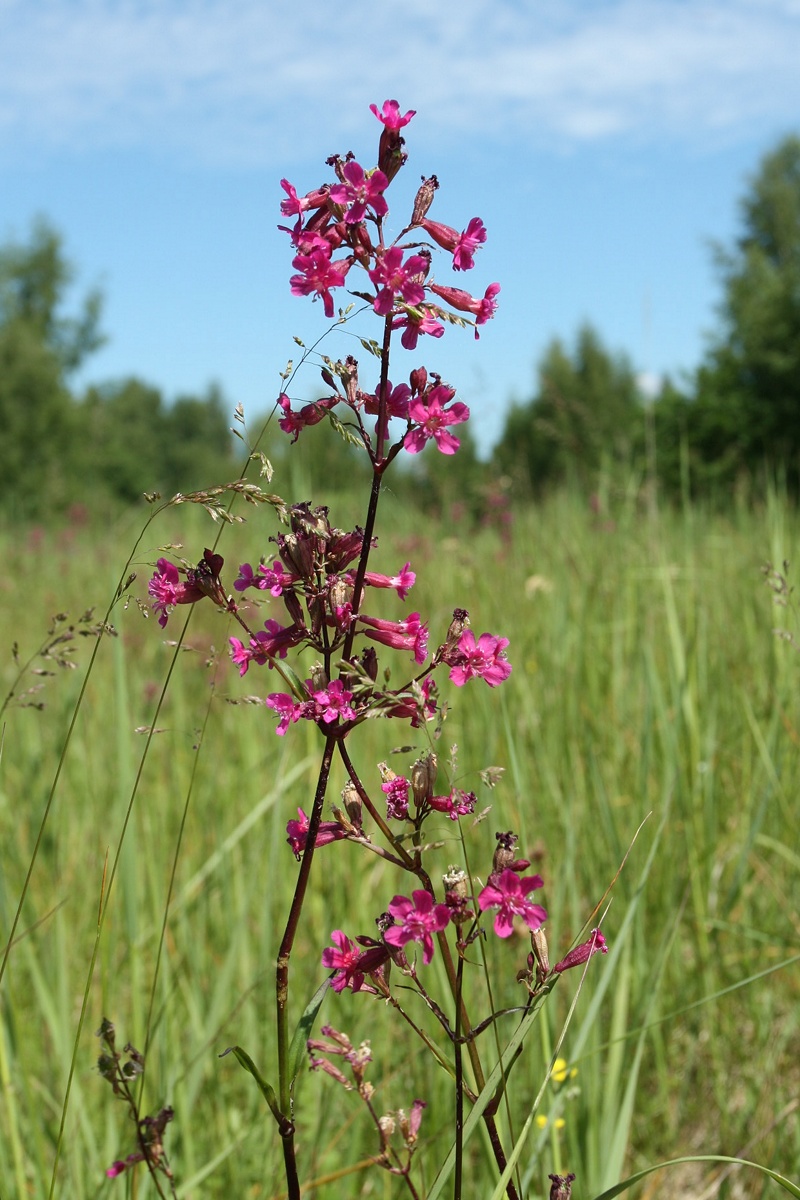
1,0,798,165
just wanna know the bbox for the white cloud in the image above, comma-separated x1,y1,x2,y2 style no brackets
0,0,798,165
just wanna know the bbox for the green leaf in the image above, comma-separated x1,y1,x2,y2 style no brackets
219,1045,289,1134
287,977,330,1086
590,1155,800,1199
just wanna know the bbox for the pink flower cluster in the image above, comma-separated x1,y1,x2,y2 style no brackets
276,99,500,459
145,505,513,739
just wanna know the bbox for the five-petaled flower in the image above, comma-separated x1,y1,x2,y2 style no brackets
384,890,451,964
478,868,547,938
445,630,512,687
329,160,389,225
404,385,470,456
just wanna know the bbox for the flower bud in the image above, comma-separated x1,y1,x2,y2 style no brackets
409,365,427,395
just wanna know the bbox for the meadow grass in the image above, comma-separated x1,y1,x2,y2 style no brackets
1,481,798,1198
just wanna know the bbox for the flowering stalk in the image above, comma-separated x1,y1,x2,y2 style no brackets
131,99,610,1200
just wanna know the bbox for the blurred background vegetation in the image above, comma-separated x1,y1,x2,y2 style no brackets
2,133,800,526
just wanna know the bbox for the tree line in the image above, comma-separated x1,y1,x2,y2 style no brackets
3,132,800,522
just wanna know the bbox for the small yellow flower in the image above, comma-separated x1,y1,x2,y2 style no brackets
551,1058,568,1083
535,1114,566,1131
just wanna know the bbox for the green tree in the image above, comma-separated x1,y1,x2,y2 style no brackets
692,134,800,483
494,323,643,495
0,220,104,517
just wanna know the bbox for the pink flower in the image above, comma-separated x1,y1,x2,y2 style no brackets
392,308,445,350
286,808,346,858
429,788,476,821
370,99,416,130
290,248,351,317
234,560,295,596
106,1153,144,1178
382,774,410,820
148,558,207,628
553,929,609,973
279,179,329,217
364,561,415,600
386,676,438,726
446,630,512,687
384,890,451,964
478,869,547,938
329,160,389,224
265,691,308,735
312,679,357,725
429,282,501,336
359,612,428,664
421,216,487,271
368,247,427,315
404,385,470,456
322,930,367,992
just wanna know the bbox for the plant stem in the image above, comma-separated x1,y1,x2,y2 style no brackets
275,733,337,1199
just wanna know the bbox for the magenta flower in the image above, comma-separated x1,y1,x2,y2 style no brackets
386,676,438,726
370,99,416,130
265,691,308,735
234,560,295,596
322,930,367,992
368,247,427,315
279,179,329,217
392,308,445,351
429,788,477,821
553,929,609,973
382,774,410,820
404,385,470,456
290,248,351,317
478,868,547,938
384,890,451,964
447,630,512,687
329,160,389,224
421,216,487,271
429,281,501,336
359,612,429,664
286,808,347,858
312,679,357,725
364,561,415,600
148,558,206,628
106,1153,144,1178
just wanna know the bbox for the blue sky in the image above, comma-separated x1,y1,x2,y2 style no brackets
2,0,800,451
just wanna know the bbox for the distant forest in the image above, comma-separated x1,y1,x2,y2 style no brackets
2,133,800,523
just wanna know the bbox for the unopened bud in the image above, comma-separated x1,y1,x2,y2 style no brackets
409,366,427,395
411,174,439,225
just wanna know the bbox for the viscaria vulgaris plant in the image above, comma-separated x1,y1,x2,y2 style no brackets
114,99,608,1199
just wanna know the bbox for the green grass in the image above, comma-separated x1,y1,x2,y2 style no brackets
1,482,799,1198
